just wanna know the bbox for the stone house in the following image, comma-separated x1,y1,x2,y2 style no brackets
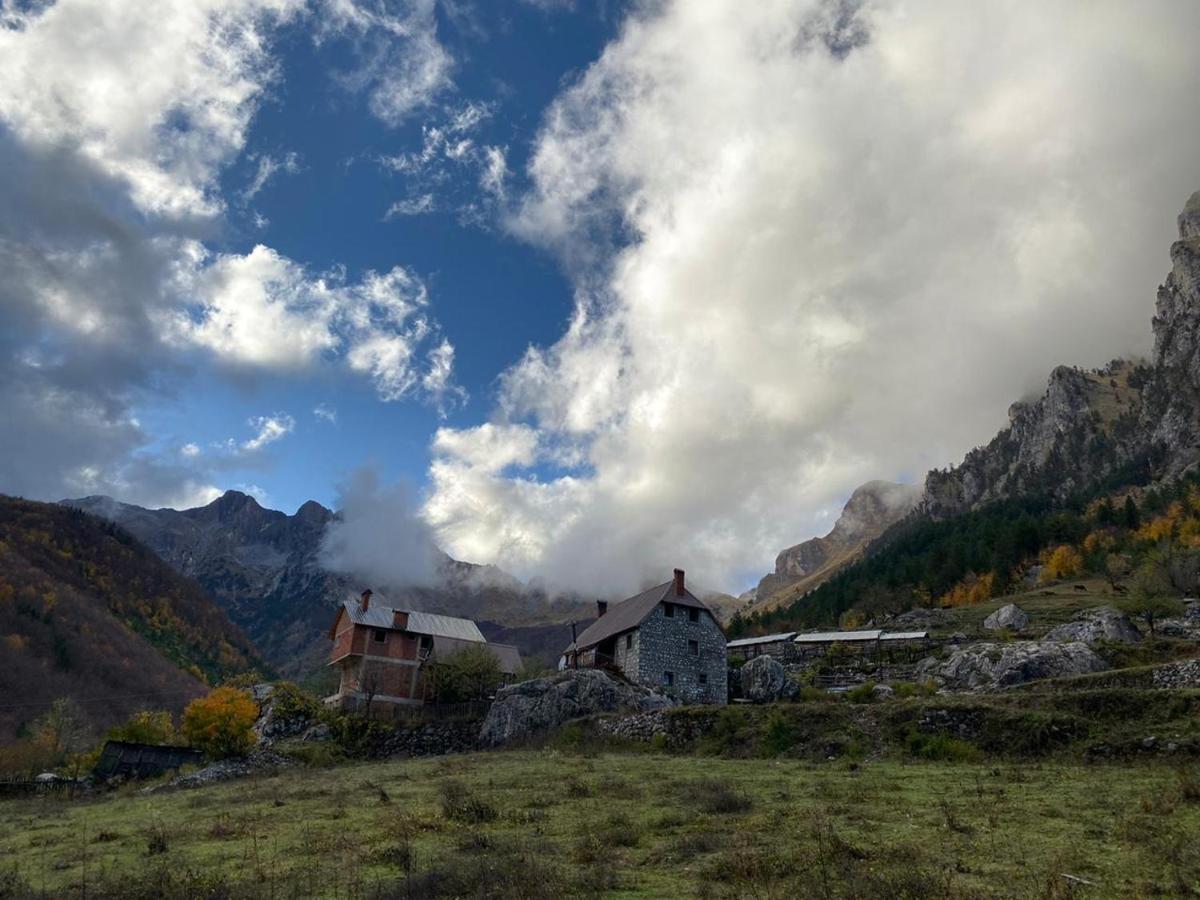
562,569,727,705
326,590,521,714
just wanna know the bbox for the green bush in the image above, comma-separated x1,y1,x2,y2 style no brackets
904,730,981,762
762,711,795,756
847,682,877,704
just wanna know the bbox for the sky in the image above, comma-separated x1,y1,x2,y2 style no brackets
2,0,1200,596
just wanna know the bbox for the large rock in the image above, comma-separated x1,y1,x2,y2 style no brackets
739,655,800,703
1044,607,1142,645
479,669,676,746
917,641,1107,690
983,604,1029,632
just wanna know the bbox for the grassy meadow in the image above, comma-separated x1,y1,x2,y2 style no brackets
2,749,1200,898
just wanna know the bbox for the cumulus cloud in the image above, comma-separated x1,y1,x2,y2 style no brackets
242,151,302,201
313,404,338,424
0,0,461,506
425,0,1200,593
319,468,443,587
241,414,296,451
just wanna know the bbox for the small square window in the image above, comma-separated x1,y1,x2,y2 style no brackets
372,629,387,644
687,639,699,656
664,603,674,618
625,633,633,650
699,673,708,686
663,671,674,687
688,607,699,623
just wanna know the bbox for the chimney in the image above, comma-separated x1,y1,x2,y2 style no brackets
360,588,373,611
597,600,608,618
673,568,685,597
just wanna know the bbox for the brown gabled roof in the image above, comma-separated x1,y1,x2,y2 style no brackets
570,580,711,652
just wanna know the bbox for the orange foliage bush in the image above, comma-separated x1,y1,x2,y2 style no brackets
1040,545,1084,582
182,687,258,759
937,572,994,608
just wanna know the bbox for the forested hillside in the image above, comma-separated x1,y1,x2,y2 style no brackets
0,497,264,738
734,468,1200,636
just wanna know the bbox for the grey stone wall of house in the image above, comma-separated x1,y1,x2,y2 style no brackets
634,602,727,704
613,627,640,675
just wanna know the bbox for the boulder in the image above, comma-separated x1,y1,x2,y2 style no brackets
917,641,1107,690
983,603,1029,632
740,655,800,703
1043,607,1142,645
479,669,676,747
890,608,955,630
871,684,895,699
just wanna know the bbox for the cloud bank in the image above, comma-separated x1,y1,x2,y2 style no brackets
425,0,1200,594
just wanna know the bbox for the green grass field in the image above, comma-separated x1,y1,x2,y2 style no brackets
2,749,1199,898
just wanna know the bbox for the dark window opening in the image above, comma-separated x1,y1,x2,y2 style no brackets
419,635,432,650
625,634,633,650
699,673,708,685
663,671,674,687
664,603,674,618
372,629,387,644
688,607,699,623
688,639,699,656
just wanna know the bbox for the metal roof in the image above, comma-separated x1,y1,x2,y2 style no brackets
727,631,797,648
335,599,485,642
880,631,928,641
569,579,712,652
793,629,883,643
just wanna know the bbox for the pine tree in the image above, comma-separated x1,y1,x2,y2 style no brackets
1123,496,1141,529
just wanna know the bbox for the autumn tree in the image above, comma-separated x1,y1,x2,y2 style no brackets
1040,545,1084,583
108,710,178,745
1104,553,1132,590
34,697,91,758
182,687,259,759
1119,559,1184,636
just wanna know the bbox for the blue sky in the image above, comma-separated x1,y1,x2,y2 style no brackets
2,1,1199,594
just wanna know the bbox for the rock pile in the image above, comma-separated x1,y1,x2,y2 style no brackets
917,641,1107,690
1044,607,1141,645
1150,658,1200,689
479,669,676,746
156,749,294,791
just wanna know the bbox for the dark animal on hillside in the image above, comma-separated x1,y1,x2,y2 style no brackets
1114,585,1128,594
1073,584,1088,592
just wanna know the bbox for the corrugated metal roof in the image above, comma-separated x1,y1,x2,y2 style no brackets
569,579,711,652
727,632,797,648
336,599,485,641
881,631,928,641
408,610,485,642
793,629,883,643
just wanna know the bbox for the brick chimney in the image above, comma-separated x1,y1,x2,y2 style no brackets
673,568,685,597
360,589,372,612
597,600,608,618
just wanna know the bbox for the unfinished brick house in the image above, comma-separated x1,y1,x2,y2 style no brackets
562,569,727,705
326,590,521,714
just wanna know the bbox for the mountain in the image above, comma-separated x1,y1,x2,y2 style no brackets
924,189,1200,516
740,189,1200,634
0,496,263,739
65,492,591,676
749,481,921,613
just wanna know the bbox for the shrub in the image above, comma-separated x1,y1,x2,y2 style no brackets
847,682,877,704
762,711,795,756
181,687,259,759
693,778,754,814
108,709,177,745
439,780,498,824
904,730,981,762
427,644,504,703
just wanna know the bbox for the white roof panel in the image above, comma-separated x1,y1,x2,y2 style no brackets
881,631,928,641
407,610,486,642
727,632,797,648
793,629,883,643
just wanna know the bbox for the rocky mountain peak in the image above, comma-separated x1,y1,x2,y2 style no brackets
1179,190,1200,242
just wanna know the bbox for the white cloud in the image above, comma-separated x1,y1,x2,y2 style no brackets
313,404,338,423
319,0,453,127
242,151,302,200
242,413,295,451
181,443,202,458
426,0,1200,594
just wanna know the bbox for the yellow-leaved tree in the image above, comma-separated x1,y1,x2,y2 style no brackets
182,687,259,759
1040,545,1084,583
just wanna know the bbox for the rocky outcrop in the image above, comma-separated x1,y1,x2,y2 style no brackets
923,190,1200,518
479,669,676,746
754,481,920,608
918,641,1107,690
739,655,800,703
983,604,1029,632
1043,607,1142,645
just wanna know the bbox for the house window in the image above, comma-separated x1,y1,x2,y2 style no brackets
688,607,699,623
664,603,674,618
419,635,432,651
372,629,387,644
663,671,674,687
625,634,633,650
688,639,699,656
699,673,708,686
